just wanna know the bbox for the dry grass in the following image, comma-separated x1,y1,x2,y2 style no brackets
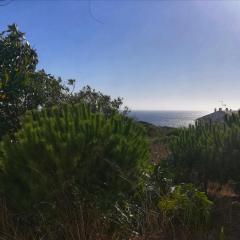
208,182,239,199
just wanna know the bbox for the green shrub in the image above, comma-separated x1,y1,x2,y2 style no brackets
158,184,213,231
0,103,149,214
169,113,240,187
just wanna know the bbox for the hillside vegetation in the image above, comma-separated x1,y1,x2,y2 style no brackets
0,24,240,240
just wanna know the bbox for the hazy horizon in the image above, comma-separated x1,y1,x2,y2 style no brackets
1,1,240,111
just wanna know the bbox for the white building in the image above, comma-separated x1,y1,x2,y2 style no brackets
196,108,238,124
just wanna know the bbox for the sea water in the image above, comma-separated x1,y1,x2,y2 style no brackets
128,111,209,128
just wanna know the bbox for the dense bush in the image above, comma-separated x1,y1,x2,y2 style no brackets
0,103,149,237
158,184,213,231
168,112,240,188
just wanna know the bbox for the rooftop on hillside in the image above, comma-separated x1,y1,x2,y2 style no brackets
196,108,238,124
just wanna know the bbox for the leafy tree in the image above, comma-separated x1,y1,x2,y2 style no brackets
68,85,129,116
0,24,68,139
0,24,38,74
0,24,129,139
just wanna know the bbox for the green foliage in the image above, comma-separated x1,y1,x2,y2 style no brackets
158,184,213,231
68,85,129,116
0,24,38,74
0,103,149,213
0,23,220,239
168,112,240,186
0,24,37,137
0,24,128,140
0,24,68,139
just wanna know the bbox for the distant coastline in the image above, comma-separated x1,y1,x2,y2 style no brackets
128,110,209,128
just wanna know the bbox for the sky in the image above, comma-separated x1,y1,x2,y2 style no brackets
1,0,240,111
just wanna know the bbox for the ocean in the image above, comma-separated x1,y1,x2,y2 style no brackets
128,110,209,128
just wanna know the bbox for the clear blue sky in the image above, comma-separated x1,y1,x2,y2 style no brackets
1,0,240,111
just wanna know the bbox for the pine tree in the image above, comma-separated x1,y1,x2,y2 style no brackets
0,103,149,213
